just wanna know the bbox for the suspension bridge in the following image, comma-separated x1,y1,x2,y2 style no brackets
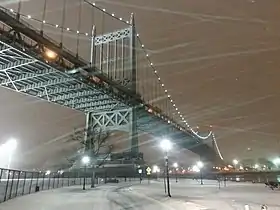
0,0,223,163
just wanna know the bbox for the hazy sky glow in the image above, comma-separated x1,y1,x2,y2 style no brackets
1,0,280,170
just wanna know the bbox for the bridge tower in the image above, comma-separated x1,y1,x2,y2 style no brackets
84,13,139,157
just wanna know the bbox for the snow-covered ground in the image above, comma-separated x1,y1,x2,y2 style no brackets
0,179,279,210
133,179,280,209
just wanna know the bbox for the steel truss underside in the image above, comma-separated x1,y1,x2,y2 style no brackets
0,41,218,160
0,8,219,161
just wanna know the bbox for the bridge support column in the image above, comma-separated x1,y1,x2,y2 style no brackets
87,109,139,155
129,13,139,155
129,107,138,154
84,112,96,152
84,112,90,152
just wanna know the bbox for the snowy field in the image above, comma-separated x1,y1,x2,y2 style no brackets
0,179,279,210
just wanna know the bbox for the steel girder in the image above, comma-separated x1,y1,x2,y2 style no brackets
95,28,131,46
0,41,122,112
90,109,131,131
0,7,220,161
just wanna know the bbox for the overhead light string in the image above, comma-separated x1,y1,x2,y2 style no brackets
7,1,131,39
135,33,213,140
6,3,212,140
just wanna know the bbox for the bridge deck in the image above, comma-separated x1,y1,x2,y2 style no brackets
0,5,220,161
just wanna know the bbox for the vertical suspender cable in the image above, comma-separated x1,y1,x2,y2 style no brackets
40,0,47,35
76,0,82,58
60,0,66,47
16,0,22,21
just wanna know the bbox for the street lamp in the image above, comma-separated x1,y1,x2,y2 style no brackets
152,165,160,180
44,48,58,60
152,165,160,173
273,158,280,169
82,156,90,190
254,164,260,170
233,159,238,170
0,138,17,169
197,161,204,185
160,139,172,197
160,139,172,152
138,168,143,183
45,170,51,176
173,162,179,182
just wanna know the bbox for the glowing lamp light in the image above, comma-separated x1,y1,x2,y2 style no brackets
82,156,90,165
192,165,200,172
197,161,204,169
233,159,239,165
44,48,58,60
152,165,160,173
0,138,17,169
173,162,178,168
58,170,64,175
273,158,280,165
160,139,172,152
0,139,17,152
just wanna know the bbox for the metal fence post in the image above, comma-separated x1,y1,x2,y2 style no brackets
22,171,27,196
28,172,34,194
8,170,15,199
52,174,56,188
47,174,51,190
42,173,45,190
36,172,39,189
15,171,20,197
61,173,64,187
4,169,11,201
57,173,60,188
0,169,3,182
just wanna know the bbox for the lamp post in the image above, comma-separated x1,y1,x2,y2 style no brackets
82,156,90,190
138,168,142,183
173,162,179,182
152,165,160,180
273,158,280,169
233,159,238,170
0,139,17,169
197,161,204,185
160,139,172,197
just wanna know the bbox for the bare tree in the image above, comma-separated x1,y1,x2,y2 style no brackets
66,125,113,169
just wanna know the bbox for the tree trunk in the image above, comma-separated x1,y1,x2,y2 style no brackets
91,170,96,188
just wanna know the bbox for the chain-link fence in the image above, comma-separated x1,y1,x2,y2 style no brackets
0,168,92,203
0,167,139,203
